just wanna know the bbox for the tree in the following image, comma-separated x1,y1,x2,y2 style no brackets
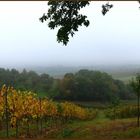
130,74,140,127
40,1,140,45
52,69,133,102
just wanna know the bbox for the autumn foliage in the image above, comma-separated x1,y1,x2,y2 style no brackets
0,85,97,129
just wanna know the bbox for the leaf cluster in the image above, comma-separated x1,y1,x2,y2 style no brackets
40,1,90,45
102,2,113,16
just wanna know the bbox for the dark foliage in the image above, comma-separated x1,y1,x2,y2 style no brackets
39,1,115,45
130,74,140,127
0,68,135,102
102,2,113,16
50,69,135,102
40,1,90,45
0,68,54,94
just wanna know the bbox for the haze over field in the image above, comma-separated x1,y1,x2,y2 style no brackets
1,2,140,138
0,1,140,69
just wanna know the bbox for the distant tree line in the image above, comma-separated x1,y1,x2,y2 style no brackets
50,69,135,102
0,68,135,102
0,68,53,94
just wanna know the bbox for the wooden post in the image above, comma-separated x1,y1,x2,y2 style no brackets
16,119,19,138
39,98,42,135
137,93,140,127
5,90,9,137
27,119,30,137
36,116,39,135
138,79,140,127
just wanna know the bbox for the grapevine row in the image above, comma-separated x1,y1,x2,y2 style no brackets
0,85,97,137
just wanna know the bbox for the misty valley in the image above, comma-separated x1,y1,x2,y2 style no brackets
0,67,139,139
1,1,140,139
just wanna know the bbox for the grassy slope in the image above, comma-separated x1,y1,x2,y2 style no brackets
34,92,138,139
55,112,140,139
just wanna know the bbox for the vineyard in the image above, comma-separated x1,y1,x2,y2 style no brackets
0,85,139,139
0,84,140,139
105,105,138,119
0,85,97,138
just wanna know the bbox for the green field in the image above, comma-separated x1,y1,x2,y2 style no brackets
112,74,135,84
41,108,140,139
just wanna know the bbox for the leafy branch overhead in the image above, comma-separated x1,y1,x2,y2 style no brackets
40,1,90,45
39,1,116,45
102,2,113,15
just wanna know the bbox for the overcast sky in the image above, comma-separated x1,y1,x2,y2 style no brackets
0,1,140,68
